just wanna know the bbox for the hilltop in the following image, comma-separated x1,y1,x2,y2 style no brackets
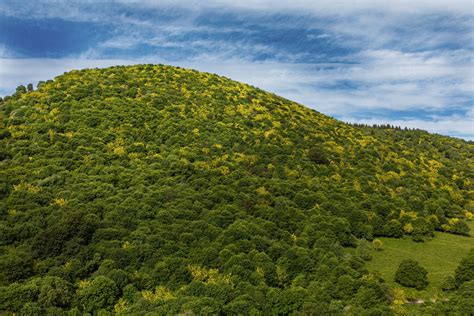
0,64,472,314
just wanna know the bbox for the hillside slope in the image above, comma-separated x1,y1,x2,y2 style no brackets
0,64,472,314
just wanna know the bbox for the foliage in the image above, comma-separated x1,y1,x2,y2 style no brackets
441,276,456,291
454,249,474,287
429,280,474,315
77,276,118,312
372,239,383,252
308,146,328,164
0,64,472,313
38,276,74,308
395,259,429,290
366,223,474,300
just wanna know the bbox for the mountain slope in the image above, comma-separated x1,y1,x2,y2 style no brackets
0,64,472,314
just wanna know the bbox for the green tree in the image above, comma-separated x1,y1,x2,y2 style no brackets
77,276,118,312
372,239,383,252
441,276,456,291
455,249,474,287
412,217,433,242
352,281,388,309
19,302,43,315
0,282,39,311
356,239,372,261
383,219,403,238
15,85,27,95
432,280,474,315
308,146,328,164
395,259,428,290
0,251,33,283
38,276,73,308
451,219,470,236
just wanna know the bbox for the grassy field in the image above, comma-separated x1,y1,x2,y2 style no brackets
366,221,474,300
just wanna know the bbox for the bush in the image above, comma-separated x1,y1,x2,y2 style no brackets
395,259,428,290
383,220,403,238
38,276,73,308
455,249,474,287
451,220,470,236
0,252,34,282
441,276,456,291
353,281,388,308
412,232,425,242
372,239,383,252
19,302,43,315
0,282,39,311
432,280,474,314
77,276,118,312
308,146,328,164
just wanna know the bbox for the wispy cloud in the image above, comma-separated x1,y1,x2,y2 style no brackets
0,44,13,58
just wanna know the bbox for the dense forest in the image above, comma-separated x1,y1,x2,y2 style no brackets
0,64,473,315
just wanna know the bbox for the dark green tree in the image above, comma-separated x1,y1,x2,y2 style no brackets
394,259,428,290
383,219,403,238
308,146,329,164
38,276,73,308
455,249,474,287
77,276,118,312
441,276,456,291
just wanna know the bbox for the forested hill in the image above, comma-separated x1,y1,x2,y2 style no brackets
0,64,472,314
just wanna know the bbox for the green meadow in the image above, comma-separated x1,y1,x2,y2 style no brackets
366,221,474,300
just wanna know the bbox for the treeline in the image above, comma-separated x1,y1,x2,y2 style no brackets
348,122,421,131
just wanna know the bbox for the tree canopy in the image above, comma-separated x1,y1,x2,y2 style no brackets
394,259,429,290
0,64,472,314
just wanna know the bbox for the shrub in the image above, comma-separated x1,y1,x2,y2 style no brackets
441,276,456,291
0,282,39,311
38,276,73,308
308,146,328,164
372,239,383,252
455,249,474,287
383,220,403,238
394,259,428,290
77,276,118,312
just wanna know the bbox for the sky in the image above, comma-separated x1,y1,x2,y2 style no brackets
0,1,473,139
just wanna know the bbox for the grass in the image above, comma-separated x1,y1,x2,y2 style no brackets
365,221,474,300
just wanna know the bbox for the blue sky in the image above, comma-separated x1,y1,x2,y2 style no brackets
0,1,473,139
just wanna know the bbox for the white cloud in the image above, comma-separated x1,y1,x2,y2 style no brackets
0,44,14,58
118,0,474,15
2,1,472,24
